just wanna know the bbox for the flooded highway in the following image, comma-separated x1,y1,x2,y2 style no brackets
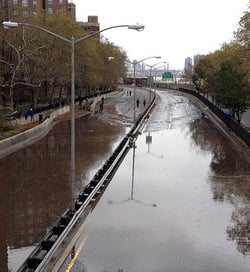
0,111,128,271
1,89,250,271
60,90,250,272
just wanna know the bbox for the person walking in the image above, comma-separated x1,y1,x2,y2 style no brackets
24,110,28,120
136,99,139,108
99,96,104,112
29,107,34,121
79,95,83,109
143,98,146,107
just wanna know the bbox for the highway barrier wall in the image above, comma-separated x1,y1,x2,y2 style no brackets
179,88,250,147
0,106,70,159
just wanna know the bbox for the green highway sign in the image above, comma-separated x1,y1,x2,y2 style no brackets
162,71,173,79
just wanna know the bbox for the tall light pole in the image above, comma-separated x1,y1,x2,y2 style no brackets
2,21,145,211
146,61,166,99
127,56,161,122
154,65,167,90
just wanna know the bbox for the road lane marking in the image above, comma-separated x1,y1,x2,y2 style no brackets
51,211,92,272
65,235,88,271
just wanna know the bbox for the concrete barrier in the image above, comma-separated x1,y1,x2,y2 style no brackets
0,91,125,158
0,106,70,159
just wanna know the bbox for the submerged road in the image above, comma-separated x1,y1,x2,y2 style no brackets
1,88,250,271
57,89,250,272
0,87,149,271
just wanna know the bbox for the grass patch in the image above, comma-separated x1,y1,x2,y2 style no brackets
0,122,37,141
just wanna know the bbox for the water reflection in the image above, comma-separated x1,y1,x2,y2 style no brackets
80,126,250,272
65,93,250,272
75,92,250,271
189,116,250,256
107,141,158,209
130,142,157,207
0,114,126,270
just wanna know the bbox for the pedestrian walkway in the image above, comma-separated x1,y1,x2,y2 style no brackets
0,106,70,159
16,109,54,126
0,91,124,158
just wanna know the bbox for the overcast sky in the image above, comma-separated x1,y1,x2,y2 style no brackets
72,0,249,70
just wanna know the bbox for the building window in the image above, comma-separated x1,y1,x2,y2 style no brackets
48,0,53,4
33,0,37,7
23,10,28,17
13,10,18,15
59,0,63,4
13,0,18,5
48,7,53,14
22,0,28,7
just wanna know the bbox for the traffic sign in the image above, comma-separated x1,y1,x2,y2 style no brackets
162,72,173,79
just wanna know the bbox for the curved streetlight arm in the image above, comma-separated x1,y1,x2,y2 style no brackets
146,61,167,90
3,21,71,43
127,56,161,122
125,56,161,65
145,61,167,69
2,20,145,212
75,24,144,44
133,56,161,65
154,65,166,71
2,21,145,44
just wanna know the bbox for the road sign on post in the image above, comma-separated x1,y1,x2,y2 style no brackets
162,71,173,79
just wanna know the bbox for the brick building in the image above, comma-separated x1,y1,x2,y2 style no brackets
1,0,74,21
79,15,99,32
1,1,99,33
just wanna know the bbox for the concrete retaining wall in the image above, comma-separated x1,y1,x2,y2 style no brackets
0,90,131,159
0,106,70,159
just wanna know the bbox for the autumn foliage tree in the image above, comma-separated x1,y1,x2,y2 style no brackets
0,11,128,117
191,7,250,123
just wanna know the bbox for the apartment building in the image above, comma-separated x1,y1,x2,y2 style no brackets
1,0,73,21
0,1,100,33
79,15,100,33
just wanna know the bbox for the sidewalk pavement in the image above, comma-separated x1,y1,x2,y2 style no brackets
12,90,250,134
16,109,54,126
15,91,122,126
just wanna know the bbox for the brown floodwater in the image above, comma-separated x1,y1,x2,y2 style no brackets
1,90,250,272
0,114,127,271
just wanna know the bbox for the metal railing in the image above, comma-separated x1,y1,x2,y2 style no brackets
17,90,156,272
179,88,250,147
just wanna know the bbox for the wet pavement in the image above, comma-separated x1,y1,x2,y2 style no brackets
60,90,250,272
1,88,250,271
0,88,149,271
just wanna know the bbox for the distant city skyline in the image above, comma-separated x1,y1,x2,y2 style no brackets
1,1,249,70
73,0,249,70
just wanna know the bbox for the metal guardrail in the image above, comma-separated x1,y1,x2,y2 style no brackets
17,91,156,272
35,137,131,272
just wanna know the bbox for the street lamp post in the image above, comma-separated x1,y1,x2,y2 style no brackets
146,61,167,95
128,56,161,122
154,65,167,90
2,21,144,211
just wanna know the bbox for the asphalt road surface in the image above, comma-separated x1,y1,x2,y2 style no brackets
56,89,250,272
